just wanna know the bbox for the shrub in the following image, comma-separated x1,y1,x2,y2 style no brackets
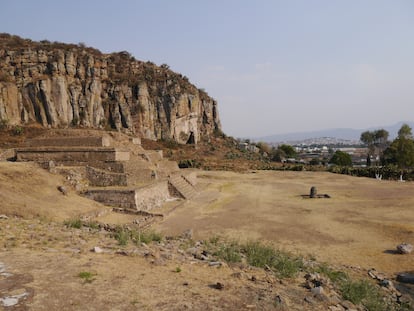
178,159,202,169
78,271,96,283
0,119,9,130
243,242,303,278
113,227,129,246
315,263,348,284
215,242,242,263
329,150,352,166
112,227,163,246
84,221,100,230
132,230,162,244
208,239,303,278
64,218,82,229
12,125,24,136
340,279,387,311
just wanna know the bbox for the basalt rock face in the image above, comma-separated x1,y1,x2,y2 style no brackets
0,34,221,144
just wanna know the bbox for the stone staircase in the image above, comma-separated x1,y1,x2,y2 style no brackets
168,174,197,199
15,132,198,212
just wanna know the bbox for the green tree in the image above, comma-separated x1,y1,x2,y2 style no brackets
374,129,389,145
398,123,413,139
270,147,284,162
309,158,320,166
360,129,389,166
360,131,375,146
270,144,297,162
278,144,296,158
382,124,414,169
329,150,352,166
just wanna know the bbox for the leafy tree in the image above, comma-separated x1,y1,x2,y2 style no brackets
398,123,413,139
329,150,352,166
270,148,284,162
360,131,375,146
374,129,389,145
270,144,296,162
278,144,296,158
382,124,414,169
309,158,320,166
360,129,389,166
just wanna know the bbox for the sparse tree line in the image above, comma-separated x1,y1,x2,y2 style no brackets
329,124,414,180
249,124,414,180
360,124,414,169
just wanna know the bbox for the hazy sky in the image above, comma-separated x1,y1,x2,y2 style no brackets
1,1,413,137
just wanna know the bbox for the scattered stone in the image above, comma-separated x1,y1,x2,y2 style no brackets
380,279,394,289
183,281,189,286
340,300,356,310
311,286,324,295
0,214,9,220
92,246,103,253
367,268,386,281
304,296,315,304
181,229,193,240
161,252,173,260
57,185,68,195
115,250,129,256
396,273,414,284
65,248,81,254
274,294,283,305
0,262,6,274
213,282,224,290
314,293,330,302
208,261,222,267
328,294,342,305
48,160,56,173
0,292,29,307
151,258,166,266
396,243,413,254
231,272,244,279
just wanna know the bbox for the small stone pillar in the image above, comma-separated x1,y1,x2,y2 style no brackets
310,186,317,198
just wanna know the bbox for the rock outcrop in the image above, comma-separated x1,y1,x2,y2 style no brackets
0,34,221,144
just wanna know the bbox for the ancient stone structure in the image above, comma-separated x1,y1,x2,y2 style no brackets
0,34,221,144
15,130,198,211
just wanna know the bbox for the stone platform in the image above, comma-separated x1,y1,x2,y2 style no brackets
15,133,198,211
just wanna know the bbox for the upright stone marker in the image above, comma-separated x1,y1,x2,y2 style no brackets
310,186,317,198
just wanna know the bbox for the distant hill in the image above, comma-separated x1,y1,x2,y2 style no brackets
256,121,414,144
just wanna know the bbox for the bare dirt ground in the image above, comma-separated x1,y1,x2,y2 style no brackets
1,163,414,310
156,170,414,275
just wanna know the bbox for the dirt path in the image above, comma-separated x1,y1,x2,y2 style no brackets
155,170,414,274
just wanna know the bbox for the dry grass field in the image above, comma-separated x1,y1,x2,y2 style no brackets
156,170,414,274
1,163,414,309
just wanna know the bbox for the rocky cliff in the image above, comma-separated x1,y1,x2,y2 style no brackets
0,34,221,144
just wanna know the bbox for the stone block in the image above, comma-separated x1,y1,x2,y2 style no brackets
86,166,127,187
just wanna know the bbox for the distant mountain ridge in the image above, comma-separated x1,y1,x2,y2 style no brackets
256,121,414,144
